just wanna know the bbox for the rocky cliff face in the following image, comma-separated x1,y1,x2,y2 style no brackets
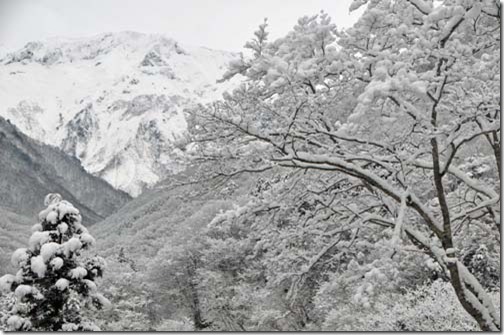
0,116,131,224
0,31,241,196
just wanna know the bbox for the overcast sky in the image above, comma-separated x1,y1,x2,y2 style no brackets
0,0,363,52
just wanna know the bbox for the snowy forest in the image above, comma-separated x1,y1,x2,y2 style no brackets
0,0,501,331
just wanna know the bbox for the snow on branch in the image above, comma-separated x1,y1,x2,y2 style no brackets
277,152,443,234
457,261,501,330
406,0,433,15
391,190,408,250
413,160,498,199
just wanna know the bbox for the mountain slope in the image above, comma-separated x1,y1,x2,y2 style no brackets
0,31,242,196
90,164,260,260
0,206,32,276
0,116,131,224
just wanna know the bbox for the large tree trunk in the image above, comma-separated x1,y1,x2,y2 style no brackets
185,257,211,330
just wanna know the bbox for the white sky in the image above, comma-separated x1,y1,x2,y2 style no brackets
0,0,362,52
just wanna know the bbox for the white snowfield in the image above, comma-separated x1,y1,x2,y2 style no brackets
0,31,242,196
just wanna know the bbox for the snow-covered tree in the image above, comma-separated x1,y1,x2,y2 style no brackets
0,193,109,331
189,0,500,330
95,258,156,331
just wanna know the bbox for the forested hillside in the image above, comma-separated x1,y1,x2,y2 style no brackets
0,116,131,222
0,207,32,276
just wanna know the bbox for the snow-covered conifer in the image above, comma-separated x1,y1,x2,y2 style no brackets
0,193,109,331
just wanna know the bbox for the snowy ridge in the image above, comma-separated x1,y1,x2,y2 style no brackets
0,31,242,196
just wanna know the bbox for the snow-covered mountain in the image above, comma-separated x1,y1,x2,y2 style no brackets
0,31,242,196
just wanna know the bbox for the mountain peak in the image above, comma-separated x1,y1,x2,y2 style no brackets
1,31,192,66
0,32,242,196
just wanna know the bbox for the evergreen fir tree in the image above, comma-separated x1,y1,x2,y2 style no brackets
0,193,109,331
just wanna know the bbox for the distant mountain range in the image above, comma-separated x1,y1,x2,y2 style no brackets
0,31,242,196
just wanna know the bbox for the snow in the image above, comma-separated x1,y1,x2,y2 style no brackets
464,3,481,20
58,222,69,234
81,321,101,331
414,159,498,199
443,256,457,264
445,248,456,255
407,0,433,14
0,274,16,292
391,191,408,248
287,152,442,232
0,32,243,196
44,193,62,206
355,74,429,112
457,262,500,329
61,323,79,331
15,269,24,281
74,222,87,234
349,0,368,12
32,290,45,300
38,207,52,222
55,278,70,291
57,200,79,218
11,248,29,267
46,211,58,223
63,237,83,256
39,201,79,223
31,223,43,232
14,284,32,298
439,14,464,44
83,279,97,293
80,233,96,246
28,231,51,251
92,293,112,310
50,257,64,270
40,242,60,261
30,255,47,278
69,266,88,279
7,315,31,331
